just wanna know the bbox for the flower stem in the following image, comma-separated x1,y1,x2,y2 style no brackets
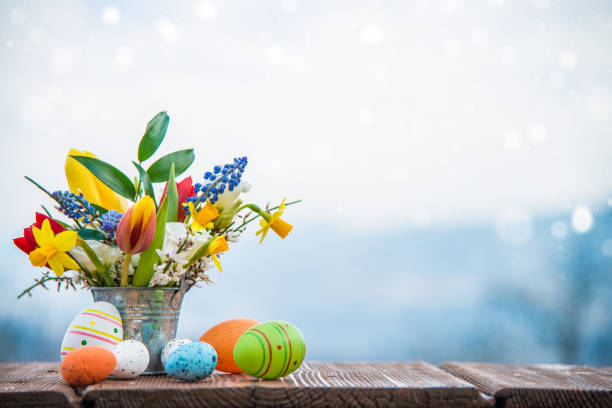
76,238,103,281
120,253,132,287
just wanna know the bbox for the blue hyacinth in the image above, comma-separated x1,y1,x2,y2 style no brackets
100,210,123,238
52,191,98,226
189,156,248,209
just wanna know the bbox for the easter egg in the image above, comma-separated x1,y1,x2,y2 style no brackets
161,338,192,365
60,346,116,386
233,321,306,379
60,301,123,360
164,342,217,381
110,340,150,379
199,318,259,373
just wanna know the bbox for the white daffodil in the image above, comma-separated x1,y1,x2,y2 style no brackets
215,180,252,210
69,240,122,271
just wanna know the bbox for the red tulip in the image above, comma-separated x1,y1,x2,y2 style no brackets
115,196,156,287
14,213,66,255
159,176,195,222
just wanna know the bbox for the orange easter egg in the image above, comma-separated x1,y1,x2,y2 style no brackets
60,346,116,386
200,318,259,373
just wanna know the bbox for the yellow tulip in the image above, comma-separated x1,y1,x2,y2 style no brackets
65,149,128,212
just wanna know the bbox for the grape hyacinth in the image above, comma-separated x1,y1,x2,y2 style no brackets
186,156,248,211
52,191,98,226
101,210,123,238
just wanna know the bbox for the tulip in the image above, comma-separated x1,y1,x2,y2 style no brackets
115,196,156,286
14,213,66,256
65,149,128,212
159,176,196,222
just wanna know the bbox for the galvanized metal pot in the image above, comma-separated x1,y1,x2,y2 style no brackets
91,287,185,375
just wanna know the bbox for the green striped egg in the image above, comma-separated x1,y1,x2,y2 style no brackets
233,321,305,379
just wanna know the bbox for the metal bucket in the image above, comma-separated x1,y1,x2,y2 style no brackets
91,287,185,375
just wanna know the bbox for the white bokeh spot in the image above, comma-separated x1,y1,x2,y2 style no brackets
102,6,121,26
559,50,577,69
470,28,489,46
157,18,181,44
571,206,593,233
504,130,522,150
265,46,286,65
197,1,218,21
528,123,548,144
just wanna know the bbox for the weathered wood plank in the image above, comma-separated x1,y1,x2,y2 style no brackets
441,362,612,408
0,362,78,408
82,361,492,408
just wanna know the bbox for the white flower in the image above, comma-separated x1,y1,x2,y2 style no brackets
183,229,211,260
215,180,252,209
163,222,189,251
69,241,122,271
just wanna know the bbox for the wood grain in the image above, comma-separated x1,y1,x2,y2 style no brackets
0,362,78,408
441,362,612,408
82,361,491,408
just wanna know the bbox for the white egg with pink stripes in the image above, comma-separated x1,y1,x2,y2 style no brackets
60,301,123,360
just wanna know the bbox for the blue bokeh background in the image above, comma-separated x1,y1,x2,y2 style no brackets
1,0,612,365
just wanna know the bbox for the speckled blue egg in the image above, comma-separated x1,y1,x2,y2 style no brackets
164,341,217,381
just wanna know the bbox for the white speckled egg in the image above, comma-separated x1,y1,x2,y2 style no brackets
161,337,192,365
110,340,150,379
60,301,123,360
164,342,217,381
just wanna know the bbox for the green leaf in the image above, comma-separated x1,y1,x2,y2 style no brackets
90,203,109,215
77,228,107,241
70,156,136,200
132,196,169,287
138,111,170,162
185,236,215,267
166,164,178,222
146,149,195,183
133,161,156,205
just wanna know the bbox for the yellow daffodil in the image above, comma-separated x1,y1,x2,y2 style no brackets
256,198,293,244
28,220,79,276
186,201,219,232
65,148,128,212
204,235,229,272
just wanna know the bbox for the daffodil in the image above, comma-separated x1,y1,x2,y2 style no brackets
255,198,293,244
65,149,128,212
203,235,229,272
186,201,219,232
28,219,79,276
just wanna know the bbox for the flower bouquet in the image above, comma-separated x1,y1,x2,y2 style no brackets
13,111,299,372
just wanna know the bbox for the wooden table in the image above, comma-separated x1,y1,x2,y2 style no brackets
1,361,611,407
